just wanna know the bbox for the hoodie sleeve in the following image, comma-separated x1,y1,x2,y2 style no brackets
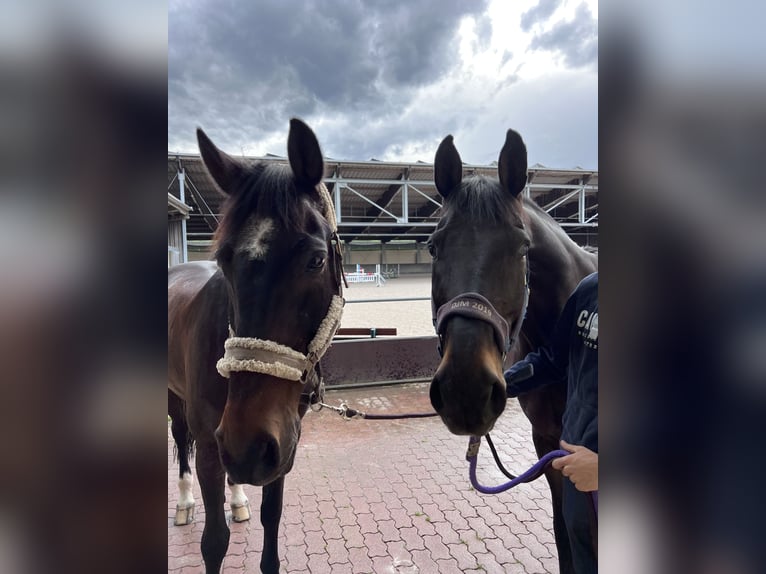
504,286,579,397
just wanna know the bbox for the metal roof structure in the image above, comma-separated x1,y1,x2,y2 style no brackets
168,153,598,246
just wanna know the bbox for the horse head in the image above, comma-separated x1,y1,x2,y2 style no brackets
198,119,342,485
429,130,530,436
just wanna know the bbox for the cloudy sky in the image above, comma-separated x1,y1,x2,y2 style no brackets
168,0,597,168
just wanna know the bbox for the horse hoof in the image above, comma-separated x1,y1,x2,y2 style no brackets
230,501,251,522
174,503,194,526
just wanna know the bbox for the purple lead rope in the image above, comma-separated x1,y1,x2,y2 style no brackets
466,436,568,494
466,436,598,517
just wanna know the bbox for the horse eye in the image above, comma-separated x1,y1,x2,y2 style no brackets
427,243,436,258
308,255,326,270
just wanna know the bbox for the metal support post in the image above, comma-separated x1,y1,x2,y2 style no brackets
179,167,188,264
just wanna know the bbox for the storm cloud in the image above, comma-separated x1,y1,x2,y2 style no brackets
169,0,598,168
520,0,563,32
528,3,598,69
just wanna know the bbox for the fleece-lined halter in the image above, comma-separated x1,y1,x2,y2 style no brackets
216,182,344,383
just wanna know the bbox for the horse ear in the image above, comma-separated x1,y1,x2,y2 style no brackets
197,128,244,196
287,118,324,187
434,135,463,198
498,129,528,198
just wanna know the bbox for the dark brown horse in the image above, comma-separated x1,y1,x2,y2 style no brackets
168,119,344,573
428,130,597,574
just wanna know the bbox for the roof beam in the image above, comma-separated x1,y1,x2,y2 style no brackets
390,200,443,241
344,174,405,243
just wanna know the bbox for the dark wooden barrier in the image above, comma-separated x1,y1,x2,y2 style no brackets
335,327,397,338
322,336,440,387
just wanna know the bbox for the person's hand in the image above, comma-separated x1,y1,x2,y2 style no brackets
551,440,598,492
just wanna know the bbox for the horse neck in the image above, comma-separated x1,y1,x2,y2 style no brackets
521,204,597,349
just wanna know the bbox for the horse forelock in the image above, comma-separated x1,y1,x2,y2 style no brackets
213,163,329,259
443,175,525,229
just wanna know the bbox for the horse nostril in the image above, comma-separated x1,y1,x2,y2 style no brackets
247,435,279,471
429,376,444,412
490,378,507,413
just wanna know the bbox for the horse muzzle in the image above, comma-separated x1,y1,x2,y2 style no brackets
429,327,507,436
214,419,299,486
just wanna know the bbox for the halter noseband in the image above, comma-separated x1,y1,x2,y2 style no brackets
215,182,345,385
432,256,529,361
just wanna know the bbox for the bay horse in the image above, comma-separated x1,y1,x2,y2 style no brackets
168,119,344,573
428,130,597,574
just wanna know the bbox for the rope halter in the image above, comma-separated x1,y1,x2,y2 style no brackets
215,182,344,383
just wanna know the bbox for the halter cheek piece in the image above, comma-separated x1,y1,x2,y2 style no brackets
432,256,529,361
215,182,345,387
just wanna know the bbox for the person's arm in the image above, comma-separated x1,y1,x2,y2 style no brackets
505,288,579,397
504,345,566,396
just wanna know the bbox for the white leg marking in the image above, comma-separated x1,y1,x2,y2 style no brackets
228,482,249,507
177,472,195,508
174,472,195,525
228,480,251,522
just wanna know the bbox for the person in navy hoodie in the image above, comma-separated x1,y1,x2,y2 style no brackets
505,271,598,573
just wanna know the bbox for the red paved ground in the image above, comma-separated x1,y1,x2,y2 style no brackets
168,383,558,573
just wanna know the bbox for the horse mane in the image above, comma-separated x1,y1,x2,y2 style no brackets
442,175,524,227
212,162,320,258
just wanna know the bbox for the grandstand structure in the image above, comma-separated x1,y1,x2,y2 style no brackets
168,153,598,266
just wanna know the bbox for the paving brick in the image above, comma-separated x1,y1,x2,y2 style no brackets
400,496,421,514
541,555,560,573
167,384,557,573
325,538,349,565
435,557,465,573
305,530,326,555
307,552,331,573
348,496,371,515
341,524,365,549
377,519,401,542
410,549,440,574
221,551,245,570
483,536,520,565
369,501,392,521
411,514,437,536
385,540,413,564
433,521,461,545
424,533,452,561
518,532,553,559
398,526,426,551
461,529,491,556
472,552,515,574
420,502,446,524
282,522,304,541
302,510,323,532
284,543,309,565
467,515,499,541
511,545,547,573
389,507,413,529
362,531,388,558
526,520,557,546
442,509,471,531
347,547,373,573
322,517,343,540
318,500,338,519
329,562,354,574
356,512,378,534
336,506,357,527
